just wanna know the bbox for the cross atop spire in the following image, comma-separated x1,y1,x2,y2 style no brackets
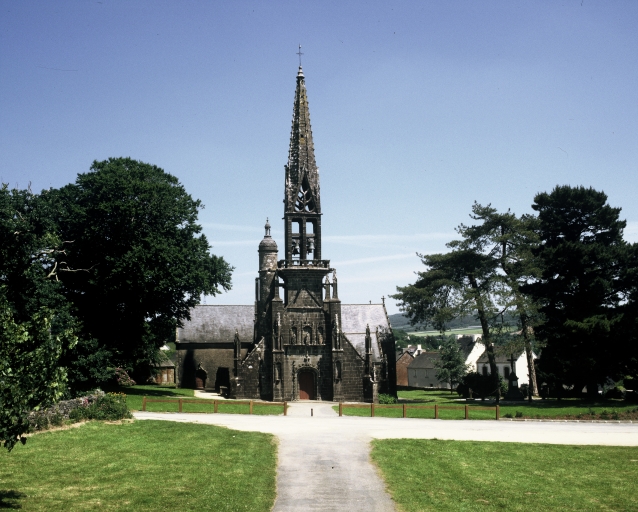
296,44,303,66
283,61,322,263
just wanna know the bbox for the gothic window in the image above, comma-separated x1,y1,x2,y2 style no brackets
294,178,315,212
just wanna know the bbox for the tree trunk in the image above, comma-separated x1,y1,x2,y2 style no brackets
469,275,500,403
518,310,538,400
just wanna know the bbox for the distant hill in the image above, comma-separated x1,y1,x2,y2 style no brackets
388,312,515,332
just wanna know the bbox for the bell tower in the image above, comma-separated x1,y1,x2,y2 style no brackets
284,65,322,263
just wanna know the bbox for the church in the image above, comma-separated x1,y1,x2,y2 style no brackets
174,64,397,402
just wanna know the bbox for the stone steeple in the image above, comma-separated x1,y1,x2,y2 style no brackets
284,65,322,263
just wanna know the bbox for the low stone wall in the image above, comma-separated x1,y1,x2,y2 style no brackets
29,391,105,427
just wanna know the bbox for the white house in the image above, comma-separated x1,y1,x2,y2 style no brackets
476,348,535,385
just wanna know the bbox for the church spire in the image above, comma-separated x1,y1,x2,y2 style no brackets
284,60,322,263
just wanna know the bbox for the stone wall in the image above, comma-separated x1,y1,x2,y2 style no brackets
28,391,105,427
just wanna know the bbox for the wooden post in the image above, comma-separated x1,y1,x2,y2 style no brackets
142,396,147,411
249,400,253,414
371,403,375,417
339,402,343,417
495,404,500,420
465,404,469,419
284,401,288,416
178,398,183,413
214,400,218,413
403,403,407,418
434,404,439,419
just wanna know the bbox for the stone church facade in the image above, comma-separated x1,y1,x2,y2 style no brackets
175,65,397,402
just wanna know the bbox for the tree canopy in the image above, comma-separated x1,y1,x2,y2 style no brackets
523,185,635,393
50,158,233,387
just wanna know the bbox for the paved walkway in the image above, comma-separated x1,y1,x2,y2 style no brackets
134,402,638,511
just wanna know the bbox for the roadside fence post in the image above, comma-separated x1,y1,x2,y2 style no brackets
434,404,439,419
284,401,288,416
249,400,253,414
371,403,375,417
403,403,407,418
214,400,218,413
178,398,183,413
496,405,500,420
339,402,343,417
465,404,469,419
142,396,147,411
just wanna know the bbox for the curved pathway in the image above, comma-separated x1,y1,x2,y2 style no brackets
134,402,638,511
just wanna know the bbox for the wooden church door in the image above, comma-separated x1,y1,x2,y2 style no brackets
298,371,316,400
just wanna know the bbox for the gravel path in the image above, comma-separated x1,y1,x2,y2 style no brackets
134,402,638,511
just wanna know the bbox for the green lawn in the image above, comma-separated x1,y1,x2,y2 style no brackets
336,390,638,420
122,385,284,415
0,420,276,511
372,439,638,511
408,327,484,336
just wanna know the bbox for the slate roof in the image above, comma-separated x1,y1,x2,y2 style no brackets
476,348,525,364
177,305,254,344
408,352,441,369
341,304,390,360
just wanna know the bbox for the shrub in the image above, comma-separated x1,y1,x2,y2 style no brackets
515,411,523,418
378,394,397,404
604,386,625,399
504,413,513,418
114,368,136,387
69,393,131,421
459,372,505,400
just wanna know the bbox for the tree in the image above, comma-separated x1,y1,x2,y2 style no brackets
0,184,76,450
454,203,542,398
50,158,233,388
434,336,470,389
523,186,633,395
0,301,75,451
392,248,504,400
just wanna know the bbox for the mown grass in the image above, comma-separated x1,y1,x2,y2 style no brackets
0,420,276,511
371,439,638,511
336,390,638,420
122,385,284,415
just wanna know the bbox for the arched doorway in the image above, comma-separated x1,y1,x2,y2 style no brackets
298,370,316,400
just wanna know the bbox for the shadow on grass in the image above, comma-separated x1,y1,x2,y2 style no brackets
0,490,24,509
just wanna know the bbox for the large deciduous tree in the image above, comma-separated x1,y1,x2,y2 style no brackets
51,158,233,388
0,184,76,450
523,185,634,395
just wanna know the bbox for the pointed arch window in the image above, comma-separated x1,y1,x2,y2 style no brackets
294,177,316,212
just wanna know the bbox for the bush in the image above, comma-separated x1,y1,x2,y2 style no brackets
515,411,523,418
69,393,131,421
604,386,625,399
459,372,505,400
114,368,136,387
378,394,397,404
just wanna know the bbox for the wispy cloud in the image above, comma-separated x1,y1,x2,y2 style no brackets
323,232,456,248
209,239,260,247
333,252,419,266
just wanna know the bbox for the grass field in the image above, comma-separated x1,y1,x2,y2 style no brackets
122,385,284,415
408,327,484,336
372,439,638,511
337,390,638,420
0,420,276,511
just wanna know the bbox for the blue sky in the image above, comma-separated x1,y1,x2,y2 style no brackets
1,1,637,314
